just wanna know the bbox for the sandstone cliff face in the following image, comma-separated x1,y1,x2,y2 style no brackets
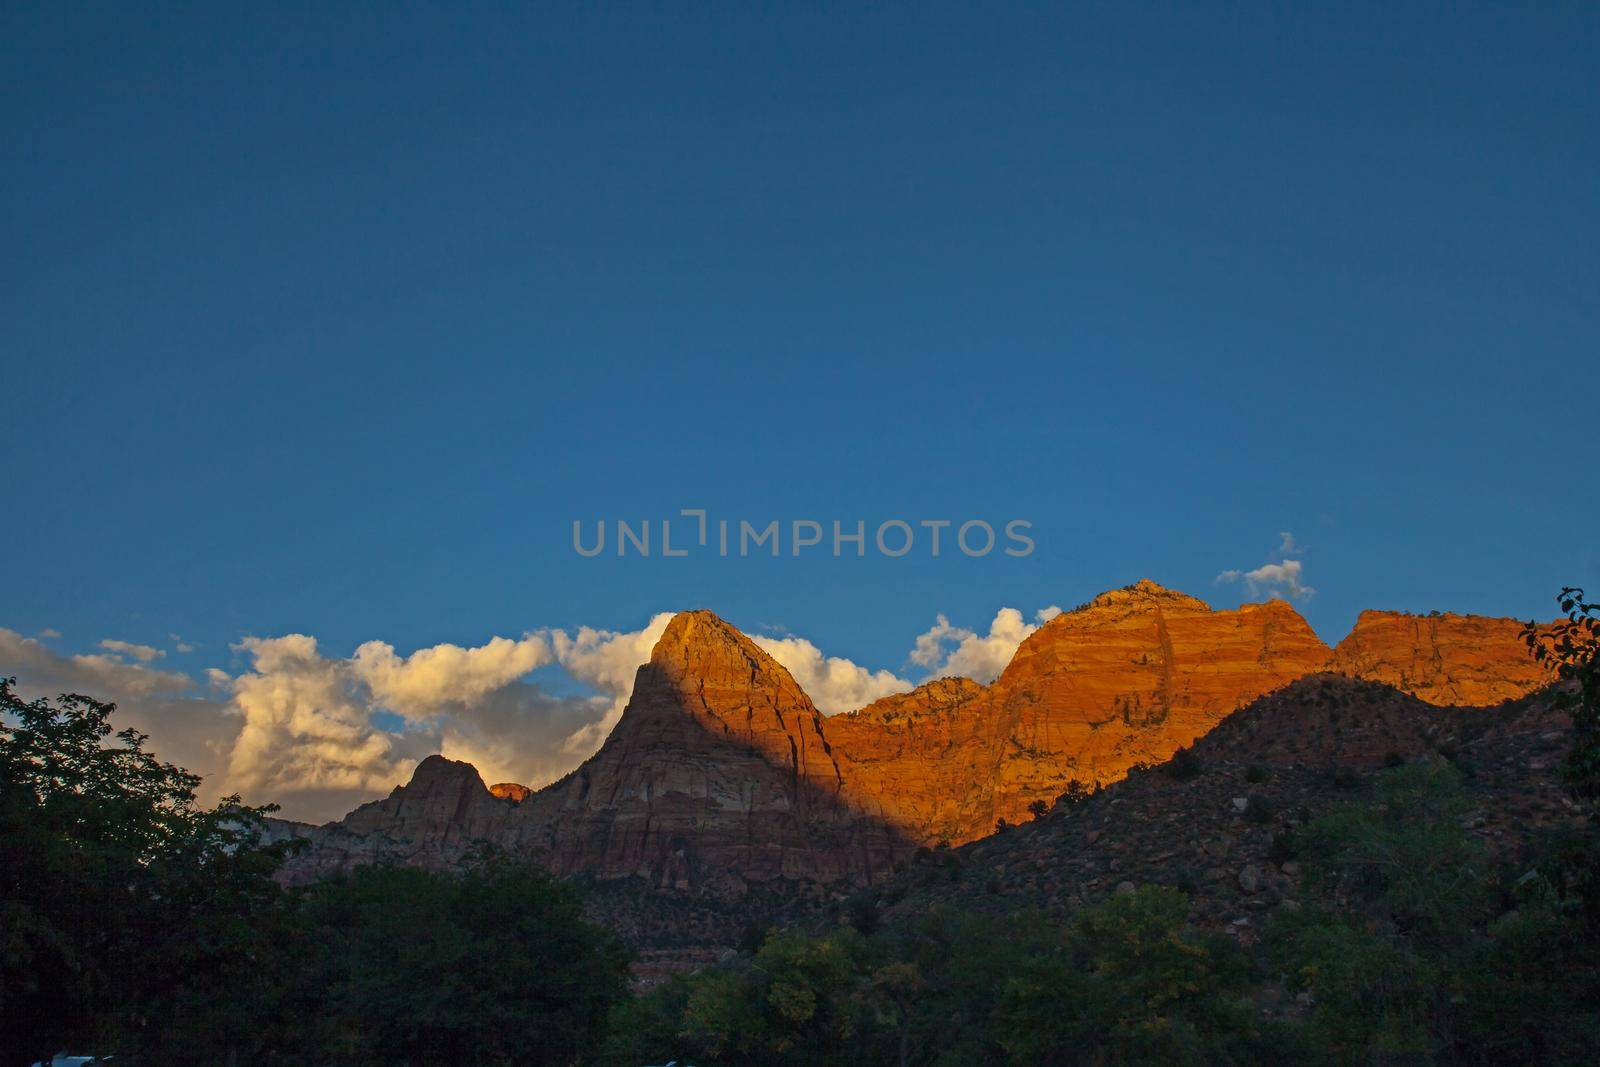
489,782,533,802
1330,610,1552,706
831,580,1335,845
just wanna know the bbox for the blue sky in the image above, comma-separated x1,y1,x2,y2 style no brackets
3,5,1597,814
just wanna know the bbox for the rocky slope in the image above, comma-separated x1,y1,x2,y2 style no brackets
881,674,1580,938
830,581,1334,845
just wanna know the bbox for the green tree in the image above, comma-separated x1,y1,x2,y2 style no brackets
998,888,1273,1065
300,859,630,1065
0,678,289,1063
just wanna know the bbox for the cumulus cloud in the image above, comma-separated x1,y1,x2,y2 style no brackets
350,635,554,719
217,628,627,816
99,638,166,663
224,634,414,800
909,605,1062,683
753,635,912,715
6,620,672,822
1216,533,1316,601
37,628,61,639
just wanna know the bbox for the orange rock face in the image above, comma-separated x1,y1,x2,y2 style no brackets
1330,610,1553,706
832,580,1335,844
489,782,533,803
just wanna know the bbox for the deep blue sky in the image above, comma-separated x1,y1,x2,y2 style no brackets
4,3,1597,676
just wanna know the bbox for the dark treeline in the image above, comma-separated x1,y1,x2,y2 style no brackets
607,762,1600,1065
0,679,627,1066
2,589,1598,1065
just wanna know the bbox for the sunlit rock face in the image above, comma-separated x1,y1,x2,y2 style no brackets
832,580,1335,844
1329,610,1552,706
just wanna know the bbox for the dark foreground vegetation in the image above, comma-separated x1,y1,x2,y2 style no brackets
3,589,1598,1065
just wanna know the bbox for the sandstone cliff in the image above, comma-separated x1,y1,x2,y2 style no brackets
831,580,1334,845
1330,610,1552,705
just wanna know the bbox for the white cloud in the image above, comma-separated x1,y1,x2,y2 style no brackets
220,629,624,811
37,628,61,639
224,635,415,799
99,638,166,663
909,605,1062,683
350,634,554,719
753,635,911,715
1216,533,1316,601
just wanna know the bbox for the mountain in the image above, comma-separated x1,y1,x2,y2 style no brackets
271,583,1555,912
829,581,1333,844
275,610,908,894
507,610,907,893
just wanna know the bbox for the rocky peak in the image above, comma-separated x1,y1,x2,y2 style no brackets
1081,578,1213,614
508,609,906,893
611,609,825,771
405,754,489,794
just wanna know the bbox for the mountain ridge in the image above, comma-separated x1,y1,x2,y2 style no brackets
271,582,1556,904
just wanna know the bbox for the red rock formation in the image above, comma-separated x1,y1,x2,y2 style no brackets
513,610,907,893
1330,610,1553,706
270,755,513,882
277,611,909,892
275,587,1554,892
832,581,1334,844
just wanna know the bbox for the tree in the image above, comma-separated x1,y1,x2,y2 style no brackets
1525,587,1600,801
0,678,288,1062
298,859,630,1065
